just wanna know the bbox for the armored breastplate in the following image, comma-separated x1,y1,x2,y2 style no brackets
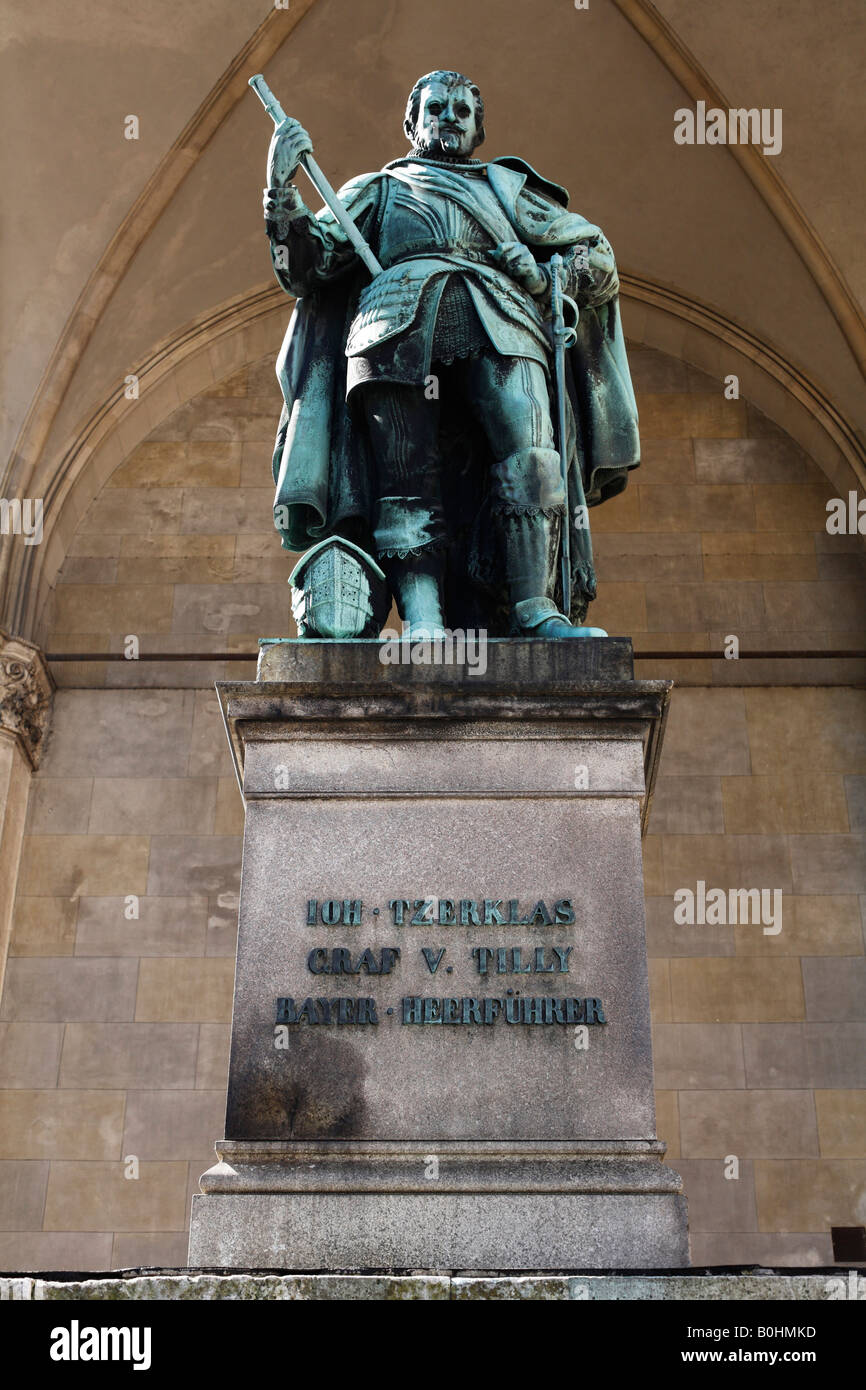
346,163,547,365
376,164,513,266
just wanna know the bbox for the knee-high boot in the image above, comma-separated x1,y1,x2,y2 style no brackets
495,510,607,638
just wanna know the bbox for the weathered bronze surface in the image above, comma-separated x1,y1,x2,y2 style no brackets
255,70,640,638
288,536,388,638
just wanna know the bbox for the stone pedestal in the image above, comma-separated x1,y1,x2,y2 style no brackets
189,638,689,1268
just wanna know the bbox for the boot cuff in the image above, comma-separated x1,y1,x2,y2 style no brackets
513,596,569,631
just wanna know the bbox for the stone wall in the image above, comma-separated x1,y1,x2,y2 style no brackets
1,348,863,1269
648,684,866,1264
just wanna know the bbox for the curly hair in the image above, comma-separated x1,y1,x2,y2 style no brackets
403,70,485,150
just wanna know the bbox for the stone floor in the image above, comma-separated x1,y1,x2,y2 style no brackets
1,1268,859,1301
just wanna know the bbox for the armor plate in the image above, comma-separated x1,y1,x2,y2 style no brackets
289,537,389,639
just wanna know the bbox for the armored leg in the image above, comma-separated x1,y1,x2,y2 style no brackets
461,354,605,636
360,382,447,634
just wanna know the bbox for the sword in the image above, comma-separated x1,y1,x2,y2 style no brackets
549,253,582,618
248,74,383,278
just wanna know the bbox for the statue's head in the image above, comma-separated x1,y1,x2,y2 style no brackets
404,70,485,159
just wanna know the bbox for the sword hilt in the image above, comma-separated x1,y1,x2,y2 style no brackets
560,293,579,348
550,253,578,347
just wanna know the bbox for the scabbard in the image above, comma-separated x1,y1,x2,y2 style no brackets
550,254,573,617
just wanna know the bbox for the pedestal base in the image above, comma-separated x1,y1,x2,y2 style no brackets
189,1141,689,1268
190,642,689,1270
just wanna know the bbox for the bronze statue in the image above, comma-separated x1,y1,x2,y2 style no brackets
256,70,639,639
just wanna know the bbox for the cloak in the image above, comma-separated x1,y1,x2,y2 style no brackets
270,156,640,628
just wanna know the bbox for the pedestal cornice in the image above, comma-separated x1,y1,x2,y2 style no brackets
219,638,672,833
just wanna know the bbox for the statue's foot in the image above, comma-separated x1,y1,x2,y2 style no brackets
534,617,608,638
381,555,448,644
513,597,607,639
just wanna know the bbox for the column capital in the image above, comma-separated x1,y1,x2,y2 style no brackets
0,629,54,770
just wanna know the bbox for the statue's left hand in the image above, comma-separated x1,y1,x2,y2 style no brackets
490,241,547,296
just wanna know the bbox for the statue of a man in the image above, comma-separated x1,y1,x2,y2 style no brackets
263,70,639,638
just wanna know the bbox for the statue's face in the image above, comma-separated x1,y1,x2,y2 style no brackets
415,80,479,157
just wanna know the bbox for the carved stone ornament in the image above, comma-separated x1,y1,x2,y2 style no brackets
0,629,54,769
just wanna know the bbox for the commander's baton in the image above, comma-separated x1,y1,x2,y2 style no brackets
249,74,383,278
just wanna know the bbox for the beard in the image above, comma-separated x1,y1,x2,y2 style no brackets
412,128,477,162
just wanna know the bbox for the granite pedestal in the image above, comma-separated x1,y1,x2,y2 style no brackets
188,638,689,1268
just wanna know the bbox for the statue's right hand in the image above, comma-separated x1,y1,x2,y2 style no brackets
267,117,314,187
